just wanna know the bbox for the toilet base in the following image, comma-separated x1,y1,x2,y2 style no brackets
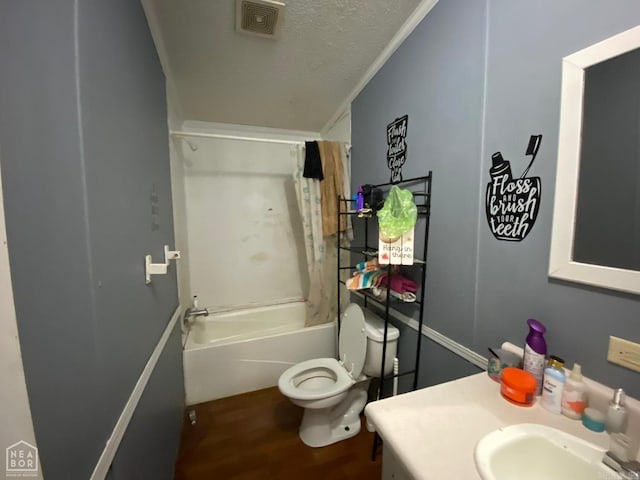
298,382,369,448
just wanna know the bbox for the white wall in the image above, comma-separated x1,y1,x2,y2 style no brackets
0,157,42,478
321,108,352,143
171,122,321,311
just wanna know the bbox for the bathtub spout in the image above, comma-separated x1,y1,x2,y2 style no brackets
183,306,209,326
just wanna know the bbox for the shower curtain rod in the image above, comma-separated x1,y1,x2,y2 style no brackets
170,130,311,146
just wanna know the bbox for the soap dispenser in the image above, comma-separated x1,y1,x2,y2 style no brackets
606,388,628,434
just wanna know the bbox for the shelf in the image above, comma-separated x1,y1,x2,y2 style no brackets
341,283,423,307
339,246,379,257
339,210,373,217
339,207,430,216
339,246,426,265
338,177,432,218
337,172,432,462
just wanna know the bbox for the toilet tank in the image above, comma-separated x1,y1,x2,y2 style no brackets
362,310,400,377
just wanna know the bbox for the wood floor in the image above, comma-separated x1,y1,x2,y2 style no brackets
174,387,382,480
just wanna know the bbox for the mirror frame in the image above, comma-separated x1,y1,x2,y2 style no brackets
549,25,640,295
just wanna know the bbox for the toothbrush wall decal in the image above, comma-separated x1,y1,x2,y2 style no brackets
387,115,408,183
485,135,542,242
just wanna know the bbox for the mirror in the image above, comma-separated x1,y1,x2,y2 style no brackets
549,25,640,295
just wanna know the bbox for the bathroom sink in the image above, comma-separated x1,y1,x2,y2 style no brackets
474,423,620,480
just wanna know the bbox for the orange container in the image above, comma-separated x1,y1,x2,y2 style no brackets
500,367,537,406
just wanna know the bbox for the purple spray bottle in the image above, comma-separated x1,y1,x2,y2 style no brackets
522,318,547,396
356,186,364,212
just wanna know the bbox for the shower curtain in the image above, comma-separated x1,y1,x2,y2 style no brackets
293,142,352,327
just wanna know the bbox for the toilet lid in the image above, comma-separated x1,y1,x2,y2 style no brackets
339,304,367,379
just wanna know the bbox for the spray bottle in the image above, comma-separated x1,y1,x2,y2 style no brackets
356,186,364,212
522,318,547,396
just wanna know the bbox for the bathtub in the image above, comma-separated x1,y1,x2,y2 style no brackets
183,302,336,405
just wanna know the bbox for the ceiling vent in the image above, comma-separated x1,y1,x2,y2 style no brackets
235,0,285,40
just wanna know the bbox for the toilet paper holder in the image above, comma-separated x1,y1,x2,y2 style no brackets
145,245,181,284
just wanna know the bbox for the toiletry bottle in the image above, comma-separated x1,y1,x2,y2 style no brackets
561,363,589,419
541,355,566,414
606,388,628,433
356,187,364,211
522,318,547,396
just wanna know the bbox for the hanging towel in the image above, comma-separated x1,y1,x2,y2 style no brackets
318,141,346,236
303,141,324,180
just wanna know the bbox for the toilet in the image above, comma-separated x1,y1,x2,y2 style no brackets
278,303,399,447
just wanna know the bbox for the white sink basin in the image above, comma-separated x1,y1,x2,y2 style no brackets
474,423,621,480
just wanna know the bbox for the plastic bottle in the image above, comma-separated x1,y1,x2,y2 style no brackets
561,363,589,419
541,355,566,414
606,388,628,433
522,318,547,396
356,187,364,211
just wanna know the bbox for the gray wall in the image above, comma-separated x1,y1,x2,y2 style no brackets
0,1,183,479
110,323,184,480
352,0,640,397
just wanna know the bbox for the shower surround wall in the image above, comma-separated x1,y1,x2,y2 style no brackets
173,126,313,311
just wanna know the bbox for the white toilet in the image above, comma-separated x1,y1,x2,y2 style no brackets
278,303,399,447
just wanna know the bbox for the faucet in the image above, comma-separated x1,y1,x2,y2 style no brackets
603,451,640,479
183,295,208,326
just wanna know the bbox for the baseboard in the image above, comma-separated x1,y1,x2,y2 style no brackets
89,305,182,480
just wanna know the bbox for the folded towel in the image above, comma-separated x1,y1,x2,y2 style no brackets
380,273,418,294
346,270,385,290
355,259,379,273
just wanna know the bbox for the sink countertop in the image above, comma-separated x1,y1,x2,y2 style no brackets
364,372,638,480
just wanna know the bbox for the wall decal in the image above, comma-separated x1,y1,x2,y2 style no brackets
387,115,408,183
485,135,542,242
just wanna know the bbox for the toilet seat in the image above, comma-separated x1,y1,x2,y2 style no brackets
278,304,368,402
278,358,353,401
338,303,367,379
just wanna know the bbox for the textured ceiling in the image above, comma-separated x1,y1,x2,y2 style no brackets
148,0,423,132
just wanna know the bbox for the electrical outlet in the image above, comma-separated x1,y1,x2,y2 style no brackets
608,336,640,373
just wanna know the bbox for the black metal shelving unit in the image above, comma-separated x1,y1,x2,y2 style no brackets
336,173,432,460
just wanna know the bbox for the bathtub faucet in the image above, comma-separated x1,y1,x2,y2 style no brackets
183,296,208,326
183,306,209,326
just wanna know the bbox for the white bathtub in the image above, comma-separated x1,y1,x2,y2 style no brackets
183,302,336,405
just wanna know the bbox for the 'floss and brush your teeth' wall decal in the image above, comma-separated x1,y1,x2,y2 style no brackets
485,135,542,242
387,115,408,183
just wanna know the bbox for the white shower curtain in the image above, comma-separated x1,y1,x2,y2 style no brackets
293,143,352,327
